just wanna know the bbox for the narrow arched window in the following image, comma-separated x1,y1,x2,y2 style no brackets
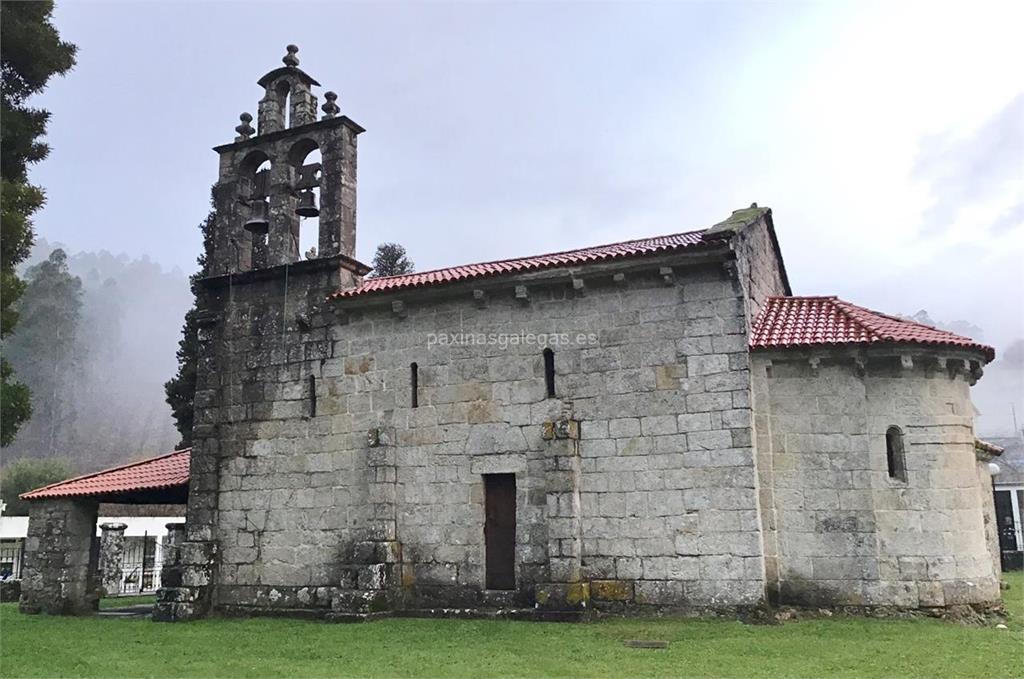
275,80,293,129
886,426,907,482
543,348,556,398
308,375,317,417
410,362,419,408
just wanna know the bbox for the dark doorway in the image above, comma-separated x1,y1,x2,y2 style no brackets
484,473,516,590
994,488,1023,570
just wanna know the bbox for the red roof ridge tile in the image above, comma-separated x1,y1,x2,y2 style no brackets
20,448,191,500
332,228,711,299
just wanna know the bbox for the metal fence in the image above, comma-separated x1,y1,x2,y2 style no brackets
119,536,160,594
0,539,23,580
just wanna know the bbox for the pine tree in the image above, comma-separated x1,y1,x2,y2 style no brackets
3,249,84,454
367,242,415,278
1,1,77,446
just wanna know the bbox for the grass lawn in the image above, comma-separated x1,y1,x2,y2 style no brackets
99,594,157,610
1,573,1022,678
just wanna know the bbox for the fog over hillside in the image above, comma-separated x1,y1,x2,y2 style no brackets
4,239,192,471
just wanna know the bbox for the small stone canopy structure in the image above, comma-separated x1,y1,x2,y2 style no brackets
140,45,1004,621
18,449,189,614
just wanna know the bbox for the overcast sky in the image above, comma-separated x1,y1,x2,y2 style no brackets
32,1,1023,353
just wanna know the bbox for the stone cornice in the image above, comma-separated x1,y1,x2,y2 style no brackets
212,115,365,153
197,252,371,290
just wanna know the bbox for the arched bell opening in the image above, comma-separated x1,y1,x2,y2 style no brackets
239,150,272,270
288,138,322,260
275,79,293,130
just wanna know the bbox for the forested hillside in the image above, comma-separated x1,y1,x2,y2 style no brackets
3,239,190,471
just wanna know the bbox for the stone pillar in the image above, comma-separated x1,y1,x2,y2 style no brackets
331,428,402,619
153,523,190,622
257,89,284,135
19,499,99,615
319,124,358,259
536,418,589,611
162,523,187,574
289,84,317,127
154,292,224,622
208,177,243,277
975,454,1003,583
267,159,299,267
98,523,127,597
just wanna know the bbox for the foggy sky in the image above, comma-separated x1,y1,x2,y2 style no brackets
26,2,1024,432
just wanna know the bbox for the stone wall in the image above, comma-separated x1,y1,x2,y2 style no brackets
175,217,792,616
752,350,1001,607
19,499,99,615
974,454,1002,583
731,210,789,330
98,522,127,597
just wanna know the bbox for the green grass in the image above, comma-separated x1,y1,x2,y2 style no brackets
2,573,1022,678
99,594,157,610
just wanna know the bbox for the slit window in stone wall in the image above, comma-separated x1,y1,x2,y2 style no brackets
543,348,556,398
886,426,907,482
309,375,317,417
411,362,419,408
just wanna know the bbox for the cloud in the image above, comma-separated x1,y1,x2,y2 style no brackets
912,93,1024,237
991,201,1024,234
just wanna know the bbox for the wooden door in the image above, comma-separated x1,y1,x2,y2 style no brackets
484,474,516,590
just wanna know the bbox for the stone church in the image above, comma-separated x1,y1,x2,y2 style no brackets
136,47,1002,620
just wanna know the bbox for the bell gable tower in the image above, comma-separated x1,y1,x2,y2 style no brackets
156,47,371,622
207,45,364,275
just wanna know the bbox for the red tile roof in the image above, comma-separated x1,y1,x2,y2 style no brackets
20,449,191,500
331,230,711,299
750,296,994,361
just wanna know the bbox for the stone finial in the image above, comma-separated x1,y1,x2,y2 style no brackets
322,91,340,119
235,112,255,140
283,44,300,67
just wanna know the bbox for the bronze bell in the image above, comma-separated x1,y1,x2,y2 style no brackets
244,199,270,234
295,189,319,218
